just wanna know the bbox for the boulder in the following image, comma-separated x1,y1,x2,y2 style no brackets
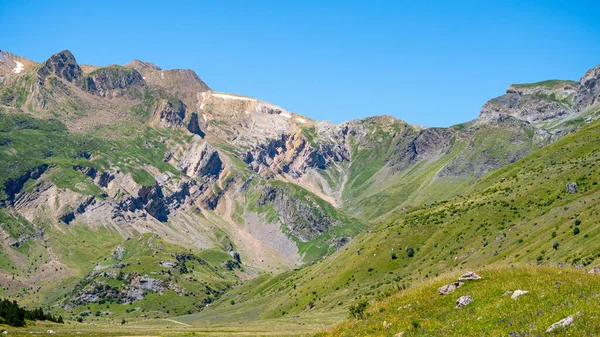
455,295,473,308
438,281,464,295
566,182,578,194
510,290,529,300
546,312,581,332
458,271,482,281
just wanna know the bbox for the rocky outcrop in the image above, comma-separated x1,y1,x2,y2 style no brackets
242,131,348,178
438,281,464,295
477,83,575,125
37,50,83,85
574,65,600,110
177,137,223,178
85,65,146,99
2,164,48,205
151,98,186,128
256,186,336,241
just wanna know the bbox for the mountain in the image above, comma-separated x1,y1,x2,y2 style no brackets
0,49,599,332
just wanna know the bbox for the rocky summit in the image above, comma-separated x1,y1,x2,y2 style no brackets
1,50,600,335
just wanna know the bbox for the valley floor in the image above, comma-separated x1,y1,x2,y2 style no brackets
0,311,344,336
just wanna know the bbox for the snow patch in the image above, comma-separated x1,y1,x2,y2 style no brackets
296,117,306,124
12,60,24,74
280,112,292,118
212,93,255,101
161,72,164,79
142,76,146,80
203,114,207,121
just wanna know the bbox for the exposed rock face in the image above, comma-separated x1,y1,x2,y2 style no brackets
574,65,600,110
256,186,336,241
242,132,348,178
85,65,146,98
2,164,48,205
152,99,186,128
125,59,210,109
37,50,83,85
477,82,576,125
177,137,223,178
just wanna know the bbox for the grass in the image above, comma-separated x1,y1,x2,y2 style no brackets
510,80,577,90
317,266,600,336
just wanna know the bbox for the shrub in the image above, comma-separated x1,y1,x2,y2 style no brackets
348,300,368,319
552,241,559,250
405,246,415,258
574,227,580,235
575,219,581,226
391,251,398,260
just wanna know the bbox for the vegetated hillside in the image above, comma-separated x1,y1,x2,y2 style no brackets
190,117,600,326
0,48,599,322
316,266,600,337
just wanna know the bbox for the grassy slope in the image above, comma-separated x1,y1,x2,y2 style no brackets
187,117,600,330
339,117,541,221
317,266,600,337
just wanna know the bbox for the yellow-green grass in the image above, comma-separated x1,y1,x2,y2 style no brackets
316,266,600,336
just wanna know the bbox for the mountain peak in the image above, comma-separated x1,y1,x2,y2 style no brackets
37,49,83,84
126,59,162,71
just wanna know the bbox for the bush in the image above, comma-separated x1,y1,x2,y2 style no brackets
552,241,559,250
574,227,580,235
575,219,581,226
348,300,368,319
391,251,398,260
405,246,415,258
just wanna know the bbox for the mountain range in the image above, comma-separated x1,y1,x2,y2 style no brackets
0,49,599,335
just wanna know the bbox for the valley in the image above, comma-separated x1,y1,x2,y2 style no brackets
0,49,599,336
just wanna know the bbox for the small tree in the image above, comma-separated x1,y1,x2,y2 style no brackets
552,241,559,250
574,227,580,235
121,318,126,325
575,219,581,226
390,251,398,260
405,246,415,258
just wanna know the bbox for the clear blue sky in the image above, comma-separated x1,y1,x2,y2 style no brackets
1,0,599,126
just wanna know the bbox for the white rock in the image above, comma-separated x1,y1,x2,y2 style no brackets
511,290,529,300
546,312,581,332
458,271,482,281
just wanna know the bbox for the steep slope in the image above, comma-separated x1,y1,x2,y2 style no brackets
191,116,600,325
317,266,600,336
0,48,599,323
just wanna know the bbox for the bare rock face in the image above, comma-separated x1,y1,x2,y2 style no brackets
455,295,473,308
85,65,146,99
177,137,223,178
37,50,83,85
152,99,186,128
256,186,336,242
574,65,600,110
241,131,348,178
